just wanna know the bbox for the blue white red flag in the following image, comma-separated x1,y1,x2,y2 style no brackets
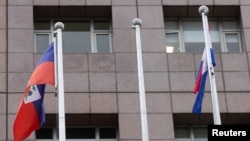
192,21,216,114
192,49,208,114
13,43,55,141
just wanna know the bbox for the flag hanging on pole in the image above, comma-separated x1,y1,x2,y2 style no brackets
192,49,208,114
207,22,216,67
192,20,216,114
13,42,55,141
194,5,221,124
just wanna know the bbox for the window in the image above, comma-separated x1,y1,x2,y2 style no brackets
165,18,242,53
34,21,52,53
36,127,118,141
34,19,112,53
175,126,207,141
35,127,54,140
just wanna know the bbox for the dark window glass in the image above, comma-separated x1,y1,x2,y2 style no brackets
94,20,110,30
194,127,208,141
35,128,53,139
174,127,190,138
34,21,50,30
100,128,116,139
66,128,95,139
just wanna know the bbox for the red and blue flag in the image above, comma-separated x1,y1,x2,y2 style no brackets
13,43,55,141
192,20,216,114
192,49,208,114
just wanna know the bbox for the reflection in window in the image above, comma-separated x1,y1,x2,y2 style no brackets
166,32,180,53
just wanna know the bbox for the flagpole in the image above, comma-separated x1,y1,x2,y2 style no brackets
199,5,221,125
53,38,58,97
132,18,149,141
54,22,66,140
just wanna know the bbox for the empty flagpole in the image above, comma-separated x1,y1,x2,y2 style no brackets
199,5,221,125
132,18,149,141
54,22,66,140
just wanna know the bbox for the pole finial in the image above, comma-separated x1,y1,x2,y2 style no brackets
199,5,209,15
54,22,65,30
132,18,142,27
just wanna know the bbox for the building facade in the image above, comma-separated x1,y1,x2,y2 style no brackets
1,0,250,140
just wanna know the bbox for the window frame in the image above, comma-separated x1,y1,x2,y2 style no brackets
222,32,242,52
35,127,57,141
165,30,182,53
93,33,112,53
165,18,242,53
34,19,112,53
34,20,53,53
34,32,52,53
36,127,118,141
174,126,208,141
92,19,113,53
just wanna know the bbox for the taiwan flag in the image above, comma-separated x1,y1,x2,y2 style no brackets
13,43,55,141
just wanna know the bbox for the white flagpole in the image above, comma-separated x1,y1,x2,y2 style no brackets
132,18,149,141
54,22,66,140
53,38,58,96
199,5,221,125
